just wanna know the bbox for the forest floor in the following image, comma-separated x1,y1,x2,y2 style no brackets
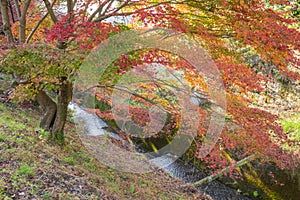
0,102,212,200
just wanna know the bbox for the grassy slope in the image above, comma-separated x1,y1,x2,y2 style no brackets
282,113,300,140
0,102,211,200
281,112,300,156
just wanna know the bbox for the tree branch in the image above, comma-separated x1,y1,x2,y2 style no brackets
26,0,57,43
8,0,16,22
93,0,188,22
192,154,256,187
13,0,21,19
81,84,172,114
43,0,57,23
94,0,130,22
100,0,120,17
26,14,48,43
88,0,112,22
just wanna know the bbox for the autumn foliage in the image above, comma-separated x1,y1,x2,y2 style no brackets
0,0,299,175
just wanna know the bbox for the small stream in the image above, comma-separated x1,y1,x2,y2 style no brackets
69,102,252,200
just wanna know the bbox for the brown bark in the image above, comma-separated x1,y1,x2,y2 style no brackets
36,82,72,145
19,0,31,43
0,0,14,43
50,81,72,144
40,0,72,145
36,91,57,131
42,0,57,23
7,0,15,22
13,0,21,19
66,0,73,14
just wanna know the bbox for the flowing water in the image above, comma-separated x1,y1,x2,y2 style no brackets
69,102,252,200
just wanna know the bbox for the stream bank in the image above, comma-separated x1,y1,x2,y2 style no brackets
69,102,253,200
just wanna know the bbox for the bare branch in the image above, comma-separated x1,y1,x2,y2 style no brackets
82,84,171,114
43,0,57,23
26,14,48,43
89,0,190,23
26,0,57,43
192,154,256,187
88,0,113,22
100,0,118,17
94,0,130,22
93,0,186,22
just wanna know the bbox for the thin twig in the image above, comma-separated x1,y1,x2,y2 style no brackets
26,0,56,43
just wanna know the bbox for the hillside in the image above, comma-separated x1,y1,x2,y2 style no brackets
0,102,211,200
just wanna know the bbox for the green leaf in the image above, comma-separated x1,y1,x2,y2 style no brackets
253,191,259,197
129,184,135,194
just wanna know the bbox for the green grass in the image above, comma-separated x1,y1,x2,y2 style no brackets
16,163,35,177
282,113,300,140
0,103,5,111
0,133,7,142
0,102,205,200
62,156,75,165
280,112,300,156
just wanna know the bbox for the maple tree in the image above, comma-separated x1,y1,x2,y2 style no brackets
0,0,299,185
92,0,299,173
0,0,192,143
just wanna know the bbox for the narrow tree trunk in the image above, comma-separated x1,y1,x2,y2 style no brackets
7,0,15,23
50,81,72,145
19,0,31,43
42,0,57,23
36,91,57,131
66,0,73,14
13,0,21,19
0,0,14,43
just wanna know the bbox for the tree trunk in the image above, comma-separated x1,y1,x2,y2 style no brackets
0,0,14,43
19,0,31,43
42,0,57,23
50,81,72,145
36,91,57,131
13,0,21,19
